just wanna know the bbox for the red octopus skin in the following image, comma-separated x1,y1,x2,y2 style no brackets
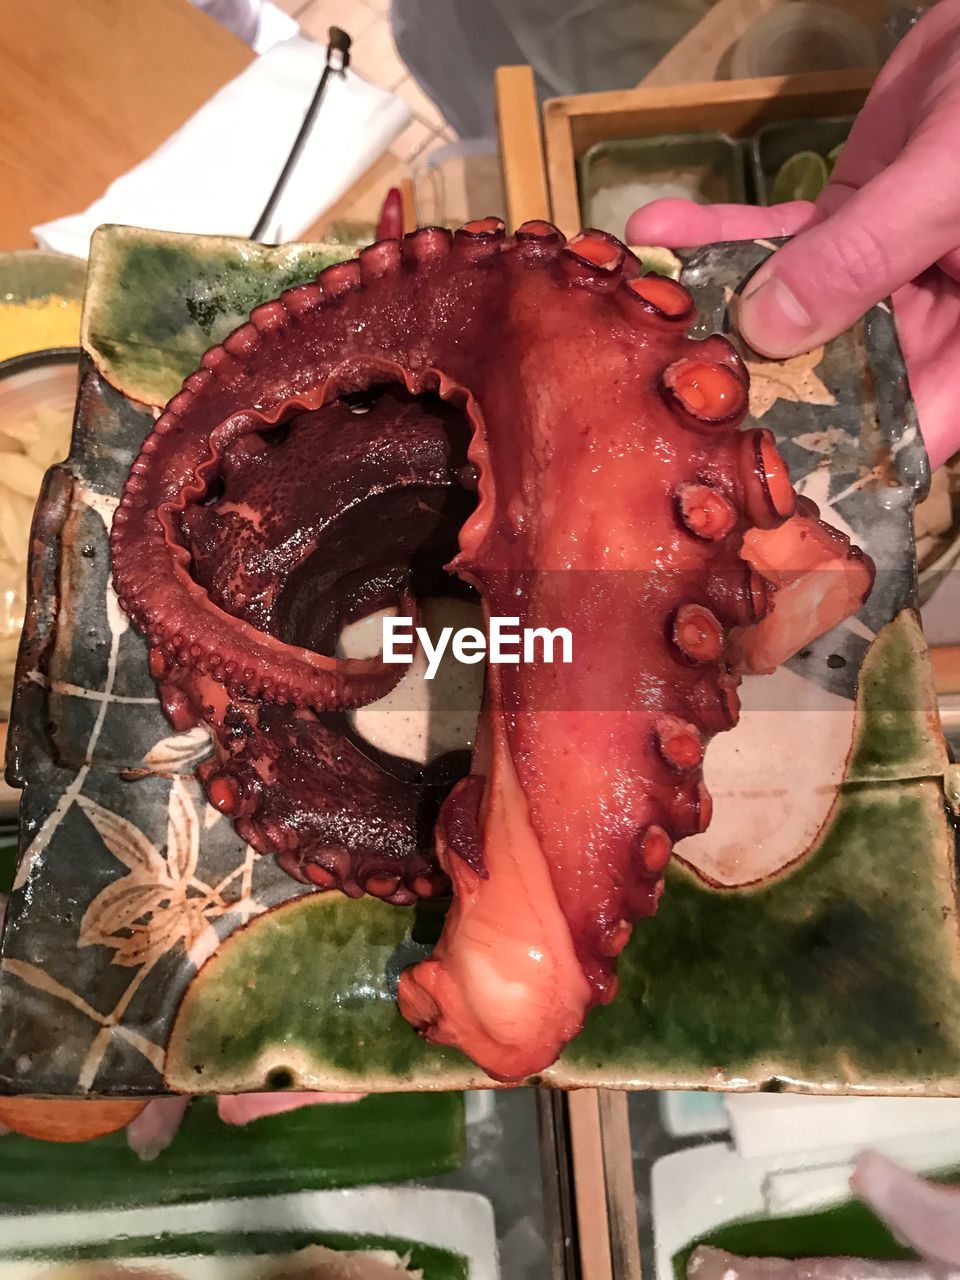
176,388,472,900
111,220,873,1082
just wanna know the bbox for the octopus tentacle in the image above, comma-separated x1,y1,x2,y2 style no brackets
730,495,876,674
112,221,874,1080
170,387,472,895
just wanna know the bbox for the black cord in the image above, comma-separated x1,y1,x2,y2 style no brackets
250,26,352,243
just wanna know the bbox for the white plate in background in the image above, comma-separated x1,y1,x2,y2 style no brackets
652,1125,960,1280
0,1187,499,1280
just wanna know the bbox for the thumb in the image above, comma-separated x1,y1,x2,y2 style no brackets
739,132,960,357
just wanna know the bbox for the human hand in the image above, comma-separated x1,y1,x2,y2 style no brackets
625,0,960,471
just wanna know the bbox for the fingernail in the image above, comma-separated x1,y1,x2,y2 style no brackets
739,275,815,357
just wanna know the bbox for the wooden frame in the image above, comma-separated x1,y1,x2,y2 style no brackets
542,69,874,236
495,65,552,230
538,1089,643,1280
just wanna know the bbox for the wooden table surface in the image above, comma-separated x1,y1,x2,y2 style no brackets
0,0,252,250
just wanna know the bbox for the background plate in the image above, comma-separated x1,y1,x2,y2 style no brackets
0,1186,497,1280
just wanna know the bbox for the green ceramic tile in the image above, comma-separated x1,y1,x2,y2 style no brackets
4,227,955,1096
166,895,484,1093
166,775,959,1092
846,609,949,783
82,225,353,407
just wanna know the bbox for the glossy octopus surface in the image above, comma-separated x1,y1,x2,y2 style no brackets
111,219,873,1081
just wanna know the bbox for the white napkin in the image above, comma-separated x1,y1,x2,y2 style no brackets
33,35,411,258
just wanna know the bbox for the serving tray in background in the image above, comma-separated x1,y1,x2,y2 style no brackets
539,70,873,236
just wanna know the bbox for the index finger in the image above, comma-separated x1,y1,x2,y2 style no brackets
625,199,817,247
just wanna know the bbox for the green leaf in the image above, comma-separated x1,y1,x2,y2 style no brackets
672,1170,960,1280
846,609,949,781
0,1094,464,1210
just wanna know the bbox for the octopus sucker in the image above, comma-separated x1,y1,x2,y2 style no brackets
111,220,874,1081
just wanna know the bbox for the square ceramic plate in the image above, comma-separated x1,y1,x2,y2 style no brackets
1,226,956,1096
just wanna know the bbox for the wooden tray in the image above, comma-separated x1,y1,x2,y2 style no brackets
540,70,874,236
